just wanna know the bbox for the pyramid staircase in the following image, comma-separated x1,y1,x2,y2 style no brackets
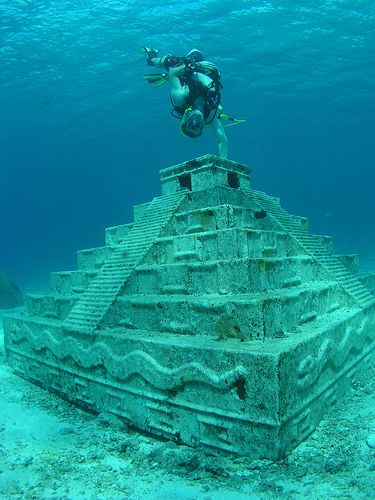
249,188,374,308
63,190,187,333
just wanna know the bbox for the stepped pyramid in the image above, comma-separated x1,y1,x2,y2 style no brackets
4,155,375,459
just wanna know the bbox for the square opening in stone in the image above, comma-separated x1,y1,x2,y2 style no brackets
227,172,240,189
179,173,192,191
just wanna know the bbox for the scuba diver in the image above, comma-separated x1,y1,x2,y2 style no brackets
143,48,236,159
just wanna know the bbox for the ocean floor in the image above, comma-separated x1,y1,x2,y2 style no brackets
1,308,375,500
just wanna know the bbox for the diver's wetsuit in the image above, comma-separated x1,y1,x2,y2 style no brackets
159,52,222,123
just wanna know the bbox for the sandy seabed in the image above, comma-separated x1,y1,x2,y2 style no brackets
1,308,375,500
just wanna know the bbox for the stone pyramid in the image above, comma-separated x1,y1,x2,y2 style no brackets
4,155,375,459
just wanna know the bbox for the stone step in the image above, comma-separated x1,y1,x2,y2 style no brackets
142,227,301,268
68,309,104,320
105,223,133,246
78,290,116,299
50,270,97,294
63,191,187,333
113,282,343,339
174,204,261,234
25,293,77,320
248,188,374,308
127,255,321,296
77,246,115,271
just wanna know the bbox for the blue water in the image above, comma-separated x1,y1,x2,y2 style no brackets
1,0,374,290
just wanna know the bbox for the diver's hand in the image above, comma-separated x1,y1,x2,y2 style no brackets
142,46,159,65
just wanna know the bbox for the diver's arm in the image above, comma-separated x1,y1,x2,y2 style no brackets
168,66,189,106
149,57,163,67
210,118,228,159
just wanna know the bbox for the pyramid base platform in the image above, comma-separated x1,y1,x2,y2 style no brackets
4,302,375,460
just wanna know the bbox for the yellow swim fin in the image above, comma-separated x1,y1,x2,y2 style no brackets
143,73,169,87
218,111,246,127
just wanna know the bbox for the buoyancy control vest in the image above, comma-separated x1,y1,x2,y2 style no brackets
170,65,222,124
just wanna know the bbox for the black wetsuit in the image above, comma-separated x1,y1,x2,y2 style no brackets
171,71,221,124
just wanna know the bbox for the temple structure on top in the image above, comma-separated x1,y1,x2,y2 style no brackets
3,155,375,459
